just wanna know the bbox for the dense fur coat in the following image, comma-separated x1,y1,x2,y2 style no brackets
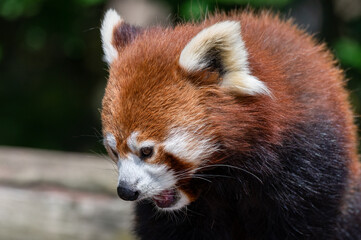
100,9,361,240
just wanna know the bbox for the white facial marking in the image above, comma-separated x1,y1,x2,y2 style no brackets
119,130,193,210
105,133,117,150
139,140,156,148
163,126,216,164
118,153,176,198
101,9,123,65
179,21,271,96
127,131,139,152
127,131,157,155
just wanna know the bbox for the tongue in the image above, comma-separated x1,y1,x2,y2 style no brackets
152,189,177,208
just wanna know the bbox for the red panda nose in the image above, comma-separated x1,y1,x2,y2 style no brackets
117,183,139,201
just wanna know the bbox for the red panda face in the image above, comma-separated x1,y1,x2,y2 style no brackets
102,56,219,210
100,9,271,210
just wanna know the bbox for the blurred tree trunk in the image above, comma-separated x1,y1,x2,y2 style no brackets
106,0,171,27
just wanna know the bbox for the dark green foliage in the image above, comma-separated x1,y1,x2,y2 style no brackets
0,0,107,152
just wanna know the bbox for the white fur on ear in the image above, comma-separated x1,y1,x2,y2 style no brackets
101,9,123,65
179,21,270,96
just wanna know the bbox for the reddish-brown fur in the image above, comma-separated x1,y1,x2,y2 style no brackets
103,11,359,178
101,10,361,239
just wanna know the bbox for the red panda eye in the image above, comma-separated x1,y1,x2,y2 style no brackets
140,147,153,159
109,148,119,159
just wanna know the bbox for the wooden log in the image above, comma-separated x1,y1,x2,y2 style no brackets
0,146,135,240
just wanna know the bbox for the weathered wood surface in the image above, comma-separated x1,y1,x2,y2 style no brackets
0,146,135,240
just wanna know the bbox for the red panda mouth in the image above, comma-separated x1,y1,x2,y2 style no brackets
152,189,178,208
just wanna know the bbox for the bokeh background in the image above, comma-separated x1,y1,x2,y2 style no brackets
0,0,360,239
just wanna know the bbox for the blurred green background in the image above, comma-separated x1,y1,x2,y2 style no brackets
0,0,360,153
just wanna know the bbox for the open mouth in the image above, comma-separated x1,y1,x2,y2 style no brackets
152,188,179,208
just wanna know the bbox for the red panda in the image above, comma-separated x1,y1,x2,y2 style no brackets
100,9,361,240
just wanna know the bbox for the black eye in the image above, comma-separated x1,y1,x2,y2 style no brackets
107,147,118,159
140,146,153,159
111,148,118,158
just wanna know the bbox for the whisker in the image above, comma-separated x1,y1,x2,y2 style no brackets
198,164,264,184
174,163,263,185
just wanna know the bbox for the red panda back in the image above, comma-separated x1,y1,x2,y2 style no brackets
211,12,359,172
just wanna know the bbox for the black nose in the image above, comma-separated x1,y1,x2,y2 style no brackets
117,185,139,201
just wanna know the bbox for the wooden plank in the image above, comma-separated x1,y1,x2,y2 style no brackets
0,147,135,240
0,146,117,193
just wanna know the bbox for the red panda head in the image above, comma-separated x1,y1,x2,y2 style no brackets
100,9,271,210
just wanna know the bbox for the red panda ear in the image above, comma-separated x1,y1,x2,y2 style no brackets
179,21,271,96
101,9,142,65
